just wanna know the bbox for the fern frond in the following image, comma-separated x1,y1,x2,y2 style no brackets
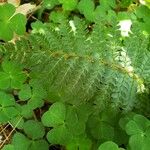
0,19,149,111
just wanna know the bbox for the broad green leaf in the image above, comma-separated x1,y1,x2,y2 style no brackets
0,3,26,41
29,140,49,150
65,106,85,136
42,102,66,127
27,82,47,110
66,137,92,150
125,120,143,135
59,0,78,11
100,0,116,9
19,84,32,101
46,124,72,145
129,134,145,150
0,91,15,106
133,114,150,131
23,120,45,140
98,141,119,150
0,60,26,89
21,104,33,119
0,72,11,89
78,0,95,21
50,11,67,23
9,13,26,35
12,132,31,150
88,115,114,140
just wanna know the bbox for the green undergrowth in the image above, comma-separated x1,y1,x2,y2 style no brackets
0,0,150,150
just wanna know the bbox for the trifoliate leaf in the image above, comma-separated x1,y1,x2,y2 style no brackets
29,140,49,150
50,11,67,23
46,124,72,145
42,102,66,127
0,3,26,41
59,0,78,11
12,132,31,150
19,84,32,101
129,134,144,150
78,0,95,21
88,115,114,140
21,104,33,118
65,106,85,136
125,120,143,135
23,120,45,140
0,60,26,89
66,137,92,150
0,91,15,106
27,82,47,110
133,114,150,131
100,0,116,9
0,92,18,123
98,141,119,150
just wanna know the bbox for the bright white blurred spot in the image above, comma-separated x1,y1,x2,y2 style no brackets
55,27,60,31
139,0,146,5
69,20,76,35
118,20,132,37
107,34,113,37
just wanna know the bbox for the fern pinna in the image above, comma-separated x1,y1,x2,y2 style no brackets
0,18,150,112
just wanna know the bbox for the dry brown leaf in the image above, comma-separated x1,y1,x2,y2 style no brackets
8,0,20,7
15,3,37,16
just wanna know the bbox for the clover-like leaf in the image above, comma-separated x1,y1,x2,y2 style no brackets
26,81,47,110
0,91,18,123
23,120,45,140
29,140,49,150
87,115,114,140
46,124,72,145
0,60,26,89
12,132,31,150
129,134,146,150
66,137,92,150
19,84,32,101
78,0,95,21
100,0,116,9
125,120,143,135
98,141,119,150
0,3,26,41
59,0,78,11
65,106,85,136
42,102,66,127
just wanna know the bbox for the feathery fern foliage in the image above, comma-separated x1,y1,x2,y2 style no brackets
0,18,150,111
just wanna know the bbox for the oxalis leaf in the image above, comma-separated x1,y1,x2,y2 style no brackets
98,141,120,150
0,60,27,89
0,3,26,41
42,102,66,127
0,91,19,123
23,120,45,140
11,132,49,150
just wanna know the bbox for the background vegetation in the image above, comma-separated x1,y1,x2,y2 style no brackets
0,0,150,150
